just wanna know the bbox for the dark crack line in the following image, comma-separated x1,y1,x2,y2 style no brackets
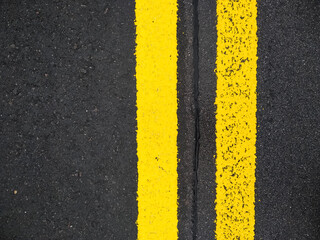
192,0,200,239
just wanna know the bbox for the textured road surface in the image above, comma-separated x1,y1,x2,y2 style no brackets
1,0,319,239
1,1,138,239
196,0,320,239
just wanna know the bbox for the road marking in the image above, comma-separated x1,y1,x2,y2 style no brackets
135,0,178,239
215,0,258,239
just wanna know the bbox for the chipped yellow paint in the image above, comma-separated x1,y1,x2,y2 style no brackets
135,0,178,239
215,0,258,239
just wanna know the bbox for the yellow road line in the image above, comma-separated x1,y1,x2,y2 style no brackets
215,0,258,239
135,0,178,239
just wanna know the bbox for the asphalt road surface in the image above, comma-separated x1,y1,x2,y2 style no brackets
1,0,319,239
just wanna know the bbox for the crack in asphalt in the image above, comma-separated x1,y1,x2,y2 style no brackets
192,0,200,238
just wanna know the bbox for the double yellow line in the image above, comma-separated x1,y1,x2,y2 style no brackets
135,0,258,239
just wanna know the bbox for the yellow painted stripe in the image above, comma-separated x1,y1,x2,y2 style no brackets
215,0,258,239
135,0,178,239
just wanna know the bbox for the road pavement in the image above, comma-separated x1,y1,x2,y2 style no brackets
1,0,319,239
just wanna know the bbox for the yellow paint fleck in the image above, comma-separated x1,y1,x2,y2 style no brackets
215,0,258,239
135,0,178,239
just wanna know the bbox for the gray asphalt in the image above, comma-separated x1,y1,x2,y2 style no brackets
1,1,137,239
1,0,320,239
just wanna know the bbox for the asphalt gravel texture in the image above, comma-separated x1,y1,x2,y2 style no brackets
1,1,137,239
1,0,320,239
